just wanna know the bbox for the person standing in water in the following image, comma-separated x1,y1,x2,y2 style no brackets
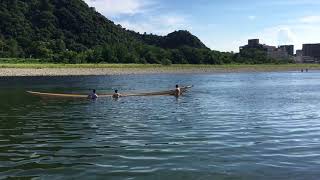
175,84,181,97
112,90,122,98
88,89,98,99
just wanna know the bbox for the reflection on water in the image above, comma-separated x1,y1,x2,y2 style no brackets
1,72,320,179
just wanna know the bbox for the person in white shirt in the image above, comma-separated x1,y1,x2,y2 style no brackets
175,84,181,97
112,90,122,98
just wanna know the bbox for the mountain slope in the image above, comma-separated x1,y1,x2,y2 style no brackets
133,30,207,49
0,0,136,51
0,0,207,54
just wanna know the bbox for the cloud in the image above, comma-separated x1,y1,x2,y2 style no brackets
229,1,320,12
84,0,152,17
248,15,256,20
204,39,245,52
118,15,189,35
270,0,320,6
242,23,320,52
227,14,320,52
299,16,320,23
277,27,297,45
84,0,190,36
248,26,297,50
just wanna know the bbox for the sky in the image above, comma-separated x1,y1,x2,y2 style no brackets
84,0,320,52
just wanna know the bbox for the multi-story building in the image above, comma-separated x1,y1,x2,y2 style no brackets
240,39,292,60
294,49,317,63
240,39,264,52
241,40,320,62
268,48,290,60
303,44,320,59
248,39,260,47
296,50,303,56
279,45,294,56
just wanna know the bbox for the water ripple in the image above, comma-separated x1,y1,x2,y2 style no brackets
1,73,320,179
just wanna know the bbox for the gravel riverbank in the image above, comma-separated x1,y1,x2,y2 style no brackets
0,66,317,76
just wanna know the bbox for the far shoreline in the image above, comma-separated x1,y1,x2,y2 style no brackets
0,64,318,77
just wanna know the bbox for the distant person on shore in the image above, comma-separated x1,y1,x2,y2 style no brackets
88,89,98,99
306,68,309,72
113,90,123,98
301,69,304,73
175,84,181,97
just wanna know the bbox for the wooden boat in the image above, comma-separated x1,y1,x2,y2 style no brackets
26,91,112,98
126,85,192,96
27,86,192,98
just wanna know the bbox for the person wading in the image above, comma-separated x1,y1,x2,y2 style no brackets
88,89,98,99
112,90,123,98
175,84,181,97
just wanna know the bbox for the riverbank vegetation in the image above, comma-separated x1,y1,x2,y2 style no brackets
0,59,316,70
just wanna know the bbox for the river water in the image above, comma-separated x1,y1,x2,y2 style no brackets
1,72,320,179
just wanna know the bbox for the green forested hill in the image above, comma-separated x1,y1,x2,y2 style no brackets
0,0,287,64
0,0,143,53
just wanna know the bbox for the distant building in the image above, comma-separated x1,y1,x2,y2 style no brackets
279,45,294,56
268,48,289,60
240,39,292,60
303,43,320,59
294,50,303,63
294,49,317,63
302,56,317,63
263,45,277,52
296,50,303,56
248,39,260,47
240,39,263,51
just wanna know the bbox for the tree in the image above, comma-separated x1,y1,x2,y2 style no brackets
30,41,53,58
170,49,187,64
114,44,127,63
161,58,171,66
239,48,268,64
101,45,114,63
145,51,158,64
35,11,57,29
52,39,66,52
124,53,139,63
85,48,103,63
180,46,203,64
0,39,6,57
6,39,19,57
39,0,53,11
0,37,5,53
63,51,80,64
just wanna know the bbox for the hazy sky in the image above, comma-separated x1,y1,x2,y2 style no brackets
84,0,320,52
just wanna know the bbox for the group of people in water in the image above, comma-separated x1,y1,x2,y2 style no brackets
87,84,182,100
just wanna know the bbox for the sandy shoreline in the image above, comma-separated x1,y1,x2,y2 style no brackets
0,66,318,76
0,67,227,76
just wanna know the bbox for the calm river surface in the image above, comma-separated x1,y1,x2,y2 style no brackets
1,72,320,179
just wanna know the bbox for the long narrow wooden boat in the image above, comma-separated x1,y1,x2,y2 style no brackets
126,86,192,96
27,86,192,98
26,91,112,98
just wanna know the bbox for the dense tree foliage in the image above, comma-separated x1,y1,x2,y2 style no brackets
0,0,290,64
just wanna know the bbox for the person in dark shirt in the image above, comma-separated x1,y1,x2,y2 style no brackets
88,89,98,99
